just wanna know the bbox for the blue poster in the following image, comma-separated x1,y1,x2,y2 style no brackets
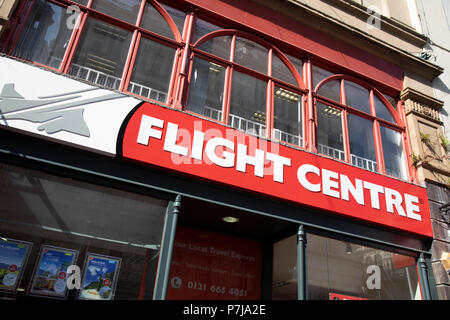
0,238,32,292
29,246,78,298
79,254,121,300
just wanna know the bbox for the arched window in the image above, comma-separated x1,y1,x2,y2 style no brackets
7,0,186,104
185,24,306,147
314,73,408,180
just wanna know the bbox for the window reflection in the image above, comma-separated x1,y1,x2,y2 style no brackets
229,71,267,138
273,87,302,146
380,126,408,180
312,65,334,89
234,37,268,74
141,3,185,40
187,58,226,120
272,54,298,86
198,36,232,61
307,234,421,300
316,80,341,103
68,19,132,90
348,114,377,172
194,18,222,43
92,0,141,25
344,81,371,114
13,0,79,69
272,235,297,300
128,37,176,103
374,95,395,123
317,103,344,160
0,163,167,300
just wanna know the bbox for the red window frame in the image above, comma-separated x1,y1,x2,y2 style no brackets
0,0,416,183
312,72,412,181
184,25,307,148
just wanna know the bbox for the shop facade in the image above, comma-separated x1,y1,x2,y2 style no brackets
0,0,442,300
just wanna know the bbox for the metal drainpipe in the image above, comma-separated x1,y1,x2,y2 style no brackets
153,194,181,300
418,252,431,300
297,224,307,300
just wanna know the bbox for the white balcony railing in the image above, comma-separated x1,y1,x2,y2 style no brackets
128,81,167,103
203,106,222,121
228,113,266,138
69,64,121,90
351,154,378,173
318,143,346,161
273,128,303,147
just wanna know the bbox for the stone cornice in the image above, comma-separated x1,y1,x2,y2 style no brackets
402,87,444,123
269,0,444,81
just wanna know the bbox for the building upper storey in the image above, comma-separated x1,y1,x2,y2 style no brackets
0,0,445,186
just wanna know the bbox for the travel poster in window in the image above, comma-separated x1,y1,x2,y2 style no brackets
0,238,32,292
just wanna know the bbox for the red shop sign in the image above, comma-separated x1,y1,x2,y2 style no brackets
119,102,433,237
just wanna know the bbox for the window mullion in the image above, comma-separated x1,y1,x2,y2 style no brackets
340,79,351,163
58,7,86,73
62,10,89,74
221,35,236,124
174,10,194,108
266,49,273,140
374,119,386,174
304,58,315,153
119,30,140,92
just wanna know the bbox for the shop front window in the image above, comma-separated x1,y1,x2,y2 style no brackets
0,163,167,300
307,233,421,300
167,226,263,300
272,234,297,300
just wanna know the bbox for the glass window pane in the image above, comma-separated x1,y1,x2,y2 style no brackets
92,0,141,25
187,58,226,121
384,94,398,110
273,87,302,146
228,71,267,138
344,81,371,114
71,0,88,5
68,19,132,90
307,233,420,300
0,163,167,300
286,54,303,79
197,36,232,61
234,37,268,74
141,3,180,40
194,18,221,43
316,80,341,103
13,0,79,69
272,54,297,86
167,226,263,300
128,38,176,103
312,65,334,89
272,235,297,300
380,126,408,180
161,4,186,38
348,114,377,172
374,95,395,123
317,103,344,160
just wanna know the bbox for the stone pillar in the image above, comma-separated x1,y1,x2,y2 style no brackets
402,87,450,299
